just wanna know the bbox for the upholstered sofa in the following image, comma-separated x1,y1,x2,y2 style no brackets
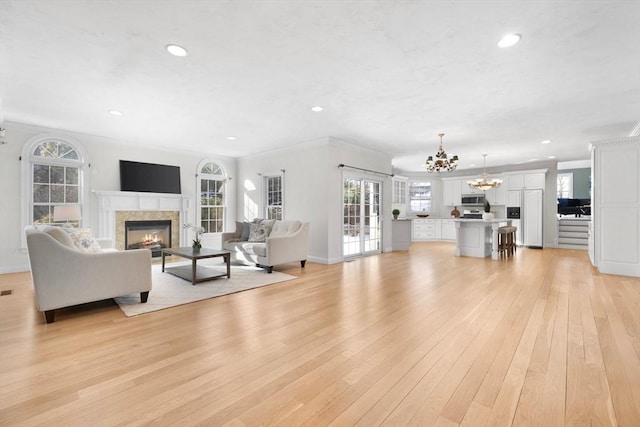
25,226,152,323
220,219,309,273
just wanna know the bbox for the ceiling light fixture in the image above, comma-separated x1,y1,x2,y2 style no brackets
541,139,551,144
311,105,324,112
425,133,459,172
497,33,521,48
467,154,502,190
548,156,556,159
108,110,123,116
166,44,188,57
226,136,236,140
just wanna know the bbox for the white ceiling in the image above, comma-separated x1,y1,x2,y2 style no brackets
1,1,639,171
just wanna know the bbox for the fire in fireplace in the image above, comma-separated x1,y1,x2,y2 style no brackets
125,220,171,257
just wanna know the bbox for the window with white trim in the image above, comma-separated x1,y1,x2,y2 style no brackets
557,173,574,198
198,161,226,233
408,181,432,212
264,174,283,220
27,139,84,226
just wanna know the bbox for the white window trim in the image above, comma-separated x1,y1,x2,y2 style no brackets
557,173,574,199
407,179,433,213
263,171,284,220
21,134,90,242
196,159,227,234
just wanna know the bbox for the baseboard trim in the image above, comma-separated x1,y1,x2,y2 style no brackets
0,264,30,274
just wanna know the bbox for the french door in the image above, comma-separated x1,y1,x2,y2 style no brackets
343,177,382,257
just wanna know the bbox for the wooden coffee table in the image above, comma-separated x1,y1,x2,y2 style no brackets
161,247,231,286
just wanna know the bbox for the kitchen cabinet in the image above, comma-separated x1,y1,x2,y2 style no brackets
442,179,462,206
505,171,546,190
485,176,506,205
392,177,407,204
441,219,456,240
506,174,524,190
590,136,640,277
412,218,441,240
392,219,412,250
524,173,545,189
506,190,521,207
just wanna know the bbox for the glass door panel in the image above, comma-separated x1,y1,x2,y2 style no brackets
343,177,382,257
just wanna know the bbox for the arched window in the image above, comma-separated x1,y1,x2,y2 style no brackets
198,160,227,233
22,136,87,227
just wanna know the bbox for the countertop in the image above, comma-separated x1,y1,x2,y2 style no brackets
453,218,511,223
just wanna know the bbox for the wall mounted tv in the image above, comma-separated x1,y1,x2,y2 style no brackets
119,160,182,194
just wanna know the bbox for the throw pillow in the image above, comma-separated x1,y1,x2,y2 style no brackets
234,221,243,238
259,219,276,237
63,228,102,253
45,227,76,249
248,223,269,242
241,222,251,240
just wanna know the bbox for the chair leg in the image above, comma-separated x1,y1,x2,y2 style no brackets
140,291,149,303
301,260,306,268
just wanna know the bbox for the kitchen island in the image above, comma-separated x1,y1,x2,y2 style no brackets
453,218,513,260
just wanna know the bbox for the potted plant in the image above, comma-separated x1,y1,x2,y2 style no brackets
482,198,494,221
392,209,400,220
184,223,205,251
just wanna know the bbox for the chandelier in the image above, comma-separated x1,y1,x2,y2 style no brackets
426,133,459,172
467,154,503,190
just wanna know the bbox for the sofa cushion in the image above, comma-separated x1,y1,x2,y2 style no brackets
63,228,103,253
40,226,77,249
223,241,267,257
248,223,270,242
270,220,302,237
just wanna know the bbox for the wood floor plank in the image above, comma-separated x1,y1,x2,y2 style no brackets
1,244,639,426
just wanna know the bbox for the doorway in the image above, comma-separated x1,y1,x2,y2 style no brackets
343,177,382,257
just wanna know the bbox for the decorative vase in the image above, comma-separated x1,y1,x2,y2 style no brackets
192,242,201,252
450,206,460,218
393,214,398,220
482,212,495,221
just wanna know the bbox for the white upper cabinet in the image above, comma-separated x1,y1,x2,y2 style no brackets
524,173,545,189
442,179,462,206
506,174,524,190
392,177,407,204
505,170,546,190
486,177,506,205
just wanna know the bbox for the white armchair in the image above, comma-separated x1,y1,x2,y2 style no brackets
25,226,152,323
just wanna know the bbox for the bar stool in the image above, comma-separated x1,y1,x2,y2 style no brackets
498,226,517,258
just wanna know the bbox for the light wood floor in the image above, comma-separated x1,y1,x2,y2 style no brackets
1,243,638,426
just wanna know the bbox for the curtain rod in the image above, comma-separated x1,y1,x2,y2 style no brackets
338,163,394,177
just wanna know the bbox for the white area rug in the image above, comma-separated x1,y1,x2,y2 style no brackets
115,262,297,317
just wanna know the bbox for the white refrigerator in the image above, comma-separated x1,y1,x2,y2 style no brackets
506,189,543,248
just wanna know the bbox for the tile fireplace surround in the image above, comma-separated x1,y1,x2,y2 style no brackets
94,191,193,249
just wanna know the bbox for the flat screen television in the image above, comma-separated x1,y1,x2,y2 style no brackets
119,160,181,194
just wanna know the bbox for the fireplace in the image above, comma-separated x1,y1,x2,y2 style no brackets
125,220,171,257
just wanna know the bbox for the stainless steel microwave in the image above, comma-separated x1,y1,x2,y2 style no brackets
461,194,485,205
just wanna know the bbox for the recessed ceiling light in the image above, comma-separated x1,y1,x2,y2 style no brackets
226,136,236,140
548,155,556,159
166,44,188,57
311,105,324,112
469,164,476,167
108,110,123,116
497,33,521,48
541,139,551,144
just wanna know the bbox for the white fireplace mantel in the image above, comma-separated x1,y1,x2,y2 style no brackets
94,190,194,247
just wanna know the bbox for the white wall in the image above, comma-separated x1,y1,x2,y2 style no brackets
236,137,393,264
0,122,237,273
